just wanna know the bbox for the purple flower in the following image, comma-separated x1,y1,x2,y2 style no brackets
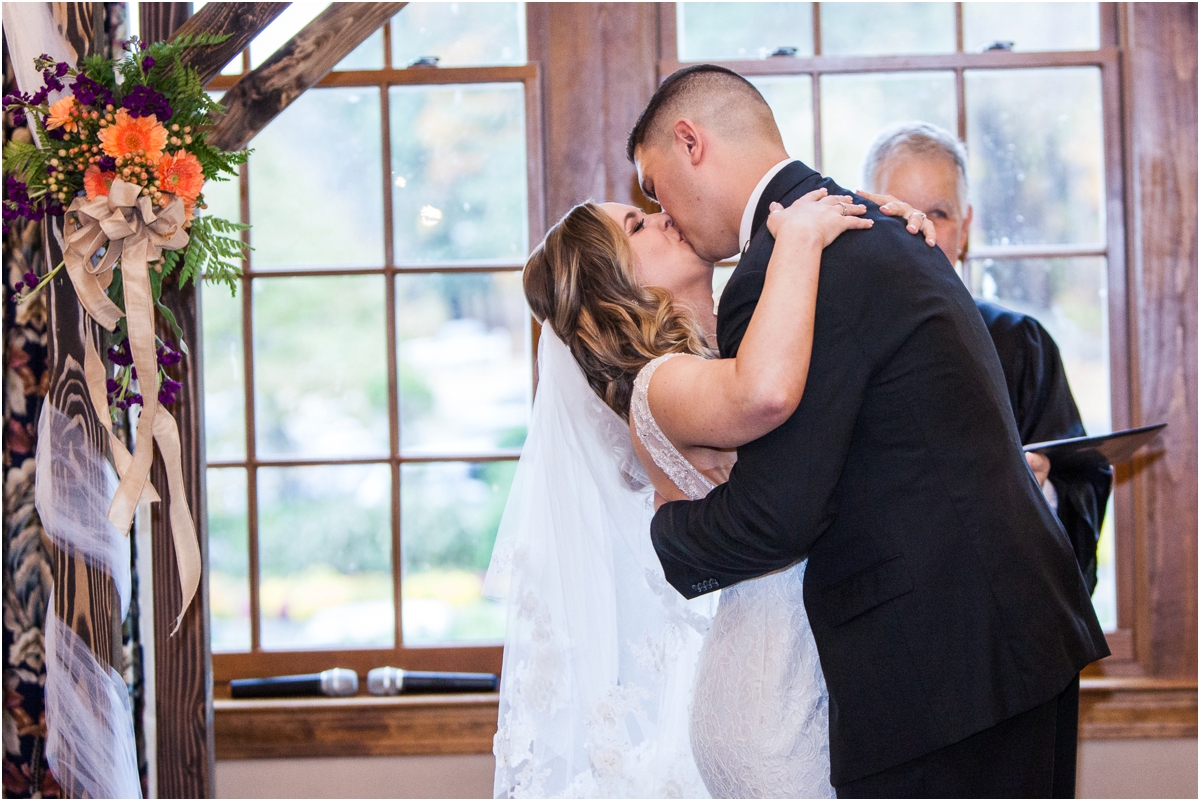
10,107,26,127
98,156,116,172
114,399,128,410
127,393,143,407
141,56,156,72
106,378,121,394
70,75,113,108
14,281,24,292
156,342,182,367
46,127,65,141
122,84,172,121
41,66,64,93
158,378,183,405
107,338,134,366
22,271,37,287
54,62,70,78
29,87,49,106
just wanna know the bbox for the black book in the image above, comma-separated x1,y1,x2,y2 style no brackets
1023,423,1167,465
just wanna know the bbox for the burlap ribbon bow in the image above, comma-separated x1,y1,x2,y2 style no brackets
60,177,201,632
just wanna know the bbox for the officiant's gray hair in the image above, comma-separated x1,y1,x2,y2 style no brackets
862,122,970,212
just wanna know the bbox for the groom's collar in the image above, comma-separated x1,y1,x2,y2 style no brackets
739,158,796,253
741,160,823,253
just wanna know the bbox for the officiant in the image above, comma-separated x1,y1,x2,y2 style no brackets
861,122,1113,593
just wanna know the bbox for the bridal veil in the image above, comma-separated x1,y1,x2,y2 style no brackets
484,328,715,798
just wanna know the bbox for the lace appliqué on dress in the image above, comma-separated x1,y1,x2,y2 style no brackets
631,354,835,799
632,354,716,502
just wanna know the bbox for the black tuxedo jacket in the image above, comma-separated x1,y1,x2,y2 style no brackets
650,162,1109,785
976,300,1113,594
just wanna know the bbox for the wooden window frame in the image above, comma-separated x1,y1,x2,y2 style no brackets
207,13,544,690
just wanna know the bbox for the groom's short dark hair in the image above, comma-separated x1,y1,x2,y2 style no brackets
626,64,776,162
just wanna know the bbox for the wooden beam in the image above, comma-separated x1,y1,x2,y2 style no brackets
40,4,126,794
208,2,405,152
140,5,288,798
169,2,290,85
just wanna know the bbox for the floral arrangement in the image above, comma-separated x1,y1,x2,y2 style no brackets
3,35,249,415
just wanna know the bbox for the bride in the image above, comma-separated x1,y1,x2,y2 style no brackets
485,189,932,798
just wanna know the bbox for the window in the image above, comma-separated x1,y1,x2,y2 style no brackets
670,2,1124,636
202,3,536,680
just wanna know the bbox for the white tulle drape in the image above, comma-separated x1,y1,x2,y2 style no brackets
484,329,717,798
36,403,141,799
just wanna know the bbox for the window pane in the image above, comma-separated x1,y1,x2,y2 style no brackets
677,2,814,61
967,256,1110,435
819,72,956,188
249,88,383,268
208,467,250,652
397,272,531,455
336,29,385,71
963,3,1100,53
390,84,527,263
966,68,1105,247
401,460,513,644
258,464,393,650
253,276,389,458
820,2,955,56
750,76,815,166
201,279,245,461
1094,496,1115,631
391,2,526,68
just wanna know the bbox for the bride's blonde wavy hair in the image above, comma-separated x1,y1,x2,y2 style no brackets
524,201,714,421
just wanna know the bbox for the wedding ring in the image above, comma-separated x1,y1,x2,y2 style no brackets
908,211,927,224
838,202,847,216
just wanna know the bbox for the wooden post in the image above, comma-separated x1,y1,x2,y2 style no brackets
40,2,125,796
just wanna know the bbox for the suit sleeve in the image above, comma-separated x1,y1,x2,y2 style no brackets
993,315,1113,594
649,241,875,599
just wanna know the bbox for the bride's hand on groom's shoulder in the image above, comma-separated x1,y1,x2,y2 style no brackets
856,190,939,247
766,188,872,250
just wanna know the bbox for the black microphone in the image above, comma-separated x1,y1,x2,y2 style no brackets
230,668,358,699
366,667,498,695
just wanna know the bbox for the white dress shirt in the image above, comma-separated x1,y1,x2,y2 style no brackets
739,158,798,253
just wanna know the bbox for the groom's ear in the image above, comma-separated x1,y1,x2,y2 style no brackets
672,119,705,166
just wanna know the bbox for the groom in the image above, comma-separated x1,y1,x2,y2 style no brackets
631,65,1108,797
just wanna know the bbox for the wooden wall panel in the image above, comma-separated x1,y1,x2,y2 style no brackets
528,2,660,225
1121,3,1198,680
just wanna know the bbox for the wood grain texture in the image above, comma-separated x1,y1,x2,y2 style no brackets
207,2,406,152
138,1,191,44
529,2,660,223
43,0,120,681
1120,3,1198,680
1080,679,1197,739
213,695,499,759
170,2,289,84
149,279,215,798
140,6,220,798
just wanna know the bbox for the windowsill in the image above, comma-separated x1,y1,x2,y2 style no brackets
214,680,1197,760
214,693,501,760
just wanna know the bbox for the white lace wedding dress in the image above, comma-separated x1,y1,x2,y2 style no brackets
631,354,835,799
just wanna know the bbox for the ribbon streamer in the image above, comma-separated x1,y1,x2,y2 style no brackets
60,177,201,628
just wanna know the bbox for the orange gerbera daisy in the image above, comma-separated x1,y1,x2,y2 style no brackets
46,96,78,132
98,108,167,161
155,151,204,201
83,164,117,200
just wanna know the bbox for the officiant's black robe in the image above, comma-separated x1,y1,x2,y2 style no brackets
975,300,1113,594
